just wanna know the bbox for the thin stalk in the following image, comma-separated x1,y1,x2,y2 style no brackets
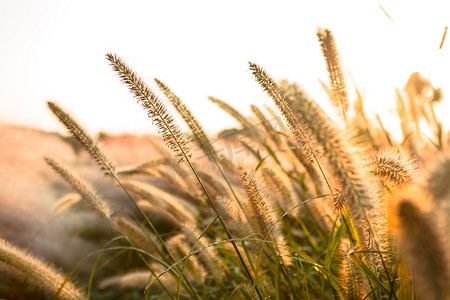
184,158,263,299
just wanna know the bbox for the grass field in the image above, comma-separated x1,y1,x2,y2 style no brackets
0,28,449,299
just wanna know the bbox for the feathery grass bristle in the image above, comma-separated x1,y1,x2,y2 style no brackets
45,157,112,219
47,101,116,176
98,270,153,290
112,215,161,254
317,28,349,124
339,239,367,300
371,148,417,186
106,53,191,163
0,238,85,300
155,78,219,163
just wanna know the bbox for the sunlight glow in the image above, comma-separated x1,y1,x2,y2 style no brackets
0,1,448,140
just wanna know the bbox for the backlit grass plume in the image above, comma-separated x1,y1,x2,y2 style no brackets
154,78,219,163
249,63,373,213
45,157,112,219
371,147,417,187
242,169,278,238
106,53,191,163
0,238,85,300
241,169,288,255
339,239,367,300
427,153,450,201
250,104,282,147
317,28,349,125
393,194,450,300
209,96,261,142
47,101,116,176
112,215,161,254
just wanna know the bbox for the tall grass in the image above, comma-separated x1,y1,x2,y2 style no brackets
2,28,449,299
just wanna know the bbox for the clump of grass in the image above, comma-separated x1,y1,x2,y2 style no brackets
4,27,449,299
249,62,374,227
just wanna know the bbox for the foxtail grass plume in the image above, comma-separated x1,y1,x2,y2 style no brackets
248,64,321,182
332,186,346,213
47,101,116,176
99,270,153,290
241,169,291,264
112,215,161,254
264,104,288,134
250,104,282,147
215,196,252,238
339,239,367,300
137,200,180,230
45,157,112,219
182,224,222,277
0,238,85,299
165,234,204,281
99,267,183,295
241,169,286,244
121,180,197,225
106,53,191,163
208,96,262,142
241,169,277,238
317,28,349,125
155,78,219,163
393,193,450,300
370,148,417,187
52,193,83,214
261,166,294,212
287,138,323,193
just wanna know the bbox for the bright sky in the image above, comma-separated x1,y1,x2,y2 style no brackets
0,1,448,139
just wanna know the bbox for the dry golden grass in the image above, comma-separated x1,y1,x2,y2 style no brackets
1,28,449,299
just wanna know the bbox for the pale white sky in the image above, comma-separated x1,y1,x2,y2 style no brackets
0,0,448,139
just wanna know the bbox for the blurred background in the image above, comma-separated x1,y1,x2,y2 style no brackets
0,0,448,139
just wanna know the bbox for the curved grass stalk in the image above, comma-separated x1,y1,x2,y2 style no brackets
62,238,176,299
251,195,332,297
250,104,283,147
